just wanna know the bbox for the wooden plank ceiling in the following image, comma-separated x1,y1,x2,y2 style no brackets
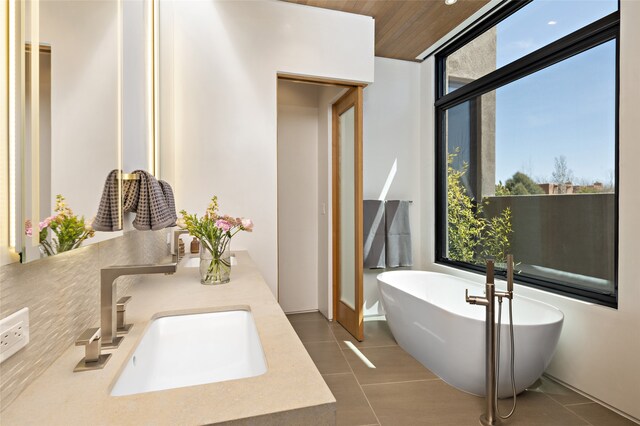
281,0,490,61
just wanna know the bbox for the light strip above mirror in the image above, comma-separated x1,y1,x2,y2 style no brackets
117,0,123,230
0,1,15,251
146,0,159,177
10,0,23,254
1,0,11,260
30,0,40,249
8,0,16,251
153,0,159,177
146,0,153,175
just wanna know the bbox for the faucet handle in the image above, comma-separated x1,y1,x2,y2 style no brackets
75,327,101,347
465,288,489,306
117,297,133,334
465,289,474,304
74,327,111,372
506,254,514,294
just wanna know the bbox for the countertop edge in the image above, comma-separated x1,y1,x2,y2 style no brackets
0,251,336,425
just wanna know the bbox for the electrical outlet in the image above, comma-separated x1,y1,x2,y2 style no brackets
1,322,24,347
0,308,30,364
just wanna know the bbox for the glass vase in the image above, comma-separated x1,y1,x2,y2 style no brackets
199,242,231,285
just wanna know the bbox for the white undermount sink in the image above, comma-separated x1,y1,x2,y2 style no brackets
110,309,267,396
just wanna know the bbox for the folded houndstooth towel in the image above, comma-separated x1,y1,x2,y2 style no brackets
93,170,177,232
93,170,121,232
122,178,139,213
131,170,177,231
158,180,178,227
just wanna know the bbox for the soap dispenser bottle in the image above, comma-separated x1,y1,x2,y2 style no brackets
178,238,185,257
190,237,200,254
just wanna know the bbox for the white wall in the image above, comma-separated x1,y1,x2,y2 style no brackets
161,0,374,295
419,1,640,419
362,57,422,316
277,81,319,313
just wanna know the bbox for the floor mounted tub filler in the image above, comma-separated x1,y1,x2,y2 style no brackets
377,270,564,398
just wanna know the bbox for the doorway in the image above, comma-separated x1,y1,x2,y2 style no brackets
276,75,364,341
276,79,325,314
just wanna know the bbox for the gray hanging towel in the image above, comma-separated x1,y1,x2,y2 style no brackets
122,178,140,213
158,180,178,226
363,200,386,269
385,200,412,268
131,170,177,231
92,170,121,232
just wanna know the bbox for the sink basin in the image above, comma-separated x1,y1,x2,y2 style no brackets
110,310,267,396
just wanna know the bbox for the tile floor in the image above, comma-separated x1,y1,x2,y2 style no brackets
287,312,637,426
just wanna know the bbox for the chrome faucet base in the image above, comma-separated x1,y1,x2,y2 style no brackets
101,335,124,349
75,327,110,372
480,414,500,426
116,324,133,335
74,353,111,372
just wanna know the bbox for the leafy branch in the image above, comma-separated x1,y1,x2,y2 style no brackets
447,150,513,264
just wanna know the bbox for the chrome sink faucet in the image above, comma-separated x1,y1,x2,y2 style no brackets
101,263,177,348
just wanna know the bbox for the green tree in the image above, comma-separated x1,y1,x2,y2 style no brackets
495,181,511,196
481,207,513,262
447,150,513,264
447,155,484,263
576,186,600,194
505,172,543,195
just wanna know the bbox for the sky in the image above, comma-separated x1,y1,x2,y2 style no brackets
490,0,617,185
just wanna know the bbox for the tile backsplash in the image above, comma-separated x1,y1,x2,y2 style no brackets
0,229,171,411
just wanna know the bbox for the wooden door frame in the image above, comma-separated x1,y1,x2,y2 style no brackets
278,72,367,88
332,86,364,341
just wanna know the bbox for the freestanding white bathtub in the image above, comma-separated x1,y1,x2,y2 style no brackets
377,270,563,398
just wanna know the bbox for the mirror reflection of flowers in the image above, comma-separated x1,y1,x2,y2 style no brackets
178,195,253,283
24,194,95,256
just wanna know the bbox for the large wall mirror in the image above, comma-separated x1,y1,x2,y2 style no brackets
3,0,157,264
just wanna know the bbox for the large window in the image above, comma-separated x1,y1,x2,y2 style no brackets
435,0,619,307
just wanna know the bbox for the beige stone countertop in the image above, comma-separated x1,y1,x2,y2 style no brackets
1,251,336,425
